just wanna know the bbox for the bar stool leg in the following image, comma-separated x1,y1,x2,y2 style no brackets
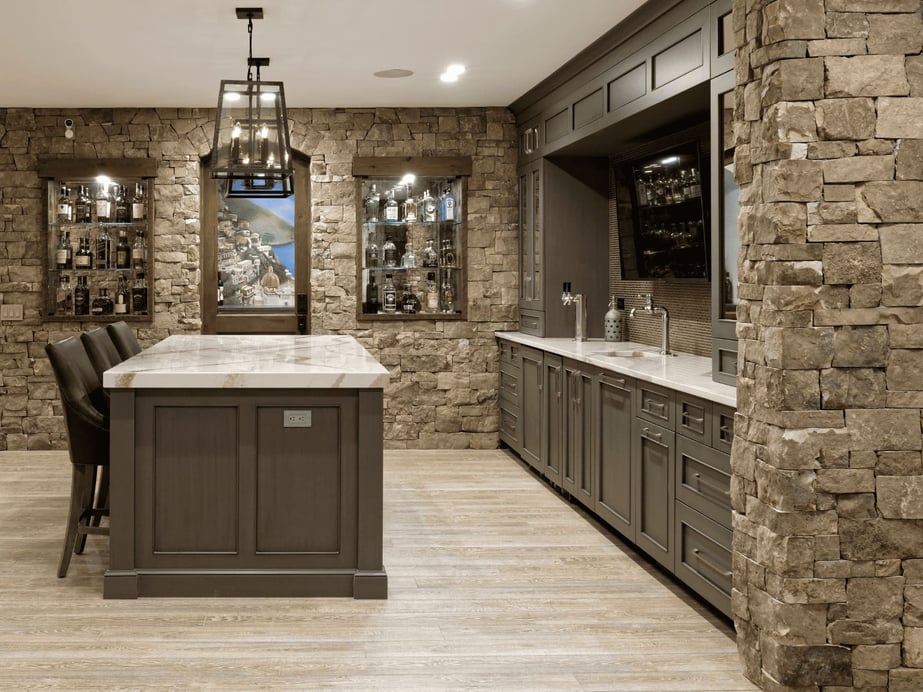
58,465,94,578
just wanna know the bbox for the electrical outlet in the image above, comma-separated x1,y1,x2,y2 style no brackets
283,410,312,428
0,304,23,321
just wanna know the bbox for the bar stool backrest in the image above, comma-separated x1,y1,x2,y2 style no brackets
106,321,142,360
81,328,123,384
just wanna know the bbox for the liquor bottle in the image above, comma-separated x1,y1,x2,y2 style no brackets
132,228,147,270
74,236,92,270
56,230,73,270
131,183,145,222
365,231,380,267
424,272,439,312
62,276,74,315
74,276,90,316
440,276,455,312
115,229,131,269
132,271,148,314
440,238,456,267
365,273,380,313
56,183,73,223
114,184,130,223
402,190,418,223
382,236,398,267
95,226,111,269
401,287,420,315
421,189,437,222
680,170,691,200
384,190,399,222
55,275,69,314
96,182,111,222
75,185,92,223
91,287,114,316
364,184,381,222
688,168,701,198
422,239,438,268
114,274,130,315
382,273,397,313
217,271,224,306
439,187,456,222
401,244,417,269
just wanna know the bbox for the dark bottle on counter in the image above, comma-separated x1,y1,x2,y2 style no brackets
95,226,111,269
74,276,90,316
132,271,148,314
114,274,130,315
114,184,130,223
382,273,397,313
91,287,114,316
75,184,92,223
115,229,131,269
365,273,380,313
56,230,73,270
74,237,92,270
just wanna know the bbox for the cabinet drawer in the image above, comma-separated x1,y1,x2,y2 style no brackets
635,381,675,428
676,394,711,446
499,339,518,366
676,435,731,528
519,309,544,336
713,404,735,454
500,406,520,449
499,362,519,403
675,502,732,617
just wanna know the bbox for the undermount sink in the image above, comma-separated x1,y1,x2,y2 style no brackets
599,349,662,359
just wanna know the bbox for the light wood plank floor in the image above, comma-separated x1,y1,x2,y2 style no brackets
0,449,755,691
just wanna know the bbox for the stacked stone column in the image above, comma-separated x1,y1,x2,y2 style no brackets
731,0,923,689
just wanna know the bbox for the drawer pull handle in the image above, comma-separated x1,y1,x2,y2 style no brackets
719,424,734,441
646,400,665,411
690,473,731,499
691,548,732,578
608,376,626,386
641,427,662,442
682,412,704,425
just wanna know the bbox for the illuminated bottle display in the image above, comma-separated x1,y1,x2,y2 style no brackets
56,183,73,223
131,183,146,221
96,182,111,222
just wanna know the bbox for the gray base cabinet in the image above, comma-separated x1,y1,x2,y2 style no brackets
496,336,734,618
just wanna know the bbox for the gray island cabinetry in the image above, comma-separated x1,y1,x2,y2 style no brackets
102,334,389,599
497,332,735,617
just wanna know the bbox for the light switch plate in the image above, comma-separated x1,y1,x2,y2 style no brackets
0,304,23,321
283,409,312,428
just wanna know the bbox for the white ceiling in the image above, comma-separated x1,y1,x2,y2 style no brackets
3,0,648,109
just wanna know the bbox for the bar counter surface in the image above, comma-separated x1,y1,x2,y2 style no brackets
102,335,389,599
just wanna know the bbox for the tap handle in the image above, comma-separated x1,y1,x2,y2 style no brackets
638,293,652,307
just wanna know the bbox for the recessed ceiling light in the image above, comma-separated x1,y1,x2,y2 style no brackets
440,72,459,83
440,63,466,83
373,69,414,79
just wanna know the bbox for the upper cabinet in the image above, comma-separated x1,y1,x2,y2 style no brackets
352,157,470,321
709,0,734,78
39,158,156,322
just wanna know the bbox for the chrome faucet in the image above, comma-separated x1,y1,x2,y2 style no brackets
561,282,587,342
628,293,672,355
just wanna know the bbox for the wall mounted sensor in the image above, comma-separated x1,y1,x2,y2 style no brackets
64,119,74,139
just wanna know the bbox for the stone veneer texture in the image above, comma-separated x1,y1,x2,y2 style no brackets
0,107,518,451
732,0,923,689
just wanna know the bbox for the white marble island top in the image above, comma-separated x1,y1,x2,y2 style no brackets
496,332,736,407
103,335,390,389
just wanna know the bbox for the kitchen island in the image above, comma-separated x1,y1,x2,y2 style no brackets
101,334,389,599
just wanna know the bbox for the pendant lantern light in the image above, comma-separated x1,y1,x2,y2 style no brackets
210,7,294,198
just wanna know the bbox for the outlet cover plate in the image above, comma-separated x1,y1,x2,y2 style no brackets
283,410,312,428
0,304,23,321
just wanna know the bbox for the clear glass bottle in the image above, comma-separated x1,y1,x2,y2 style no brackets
55,275,69,314
384,190,399,222
422,239,438,268
95,226,111,269
62,275,73,315
132,228,147,270
74,276,90,316
56,230,73,270
365,231,380,267
114,184,130,223
217,271,224,307
440,276,455,312
402,190,418,223
439,186,456,222
382,273,397,313
424,272,439,312
74,236,92,270
382,236,398,267
401,244,417,269
131,271,148,314
114,274,130,315
364,184,381,222
421,189,437,222
131,182,146,222
56,183,73,224
75,185,92,223
115,229,131,269
365,272,380,313
96,182,111,223
441,238,456,267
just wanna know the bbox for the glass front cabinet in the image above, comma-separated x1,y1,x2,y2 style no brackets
352,157,470,321
39,159,156,322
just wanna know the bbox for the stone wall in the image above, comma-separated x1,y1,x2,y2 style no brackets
0,107,518,451
731,0,923,689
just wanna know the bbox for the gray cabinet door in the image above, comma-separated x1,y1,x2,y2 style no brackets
595,371,634,539
519,346,544,470
518,161,543,316
563,359,594,505
542,354,564,486
632,417,675,571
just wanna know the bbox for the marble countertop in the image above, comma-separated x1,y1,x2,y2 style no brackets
103,335,390,389
496,332,736,408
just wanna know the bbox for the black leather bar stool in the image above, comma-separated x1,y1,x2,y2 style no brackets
81,327,123,384
106,321,142,360
46,336,110,577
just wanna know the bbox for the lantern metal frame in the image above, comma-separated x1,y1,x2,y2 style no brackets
210,8,294,198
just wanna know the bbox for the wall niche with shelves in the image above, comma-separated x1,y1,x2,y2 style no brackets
352,156,471,321
39,158,156,322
